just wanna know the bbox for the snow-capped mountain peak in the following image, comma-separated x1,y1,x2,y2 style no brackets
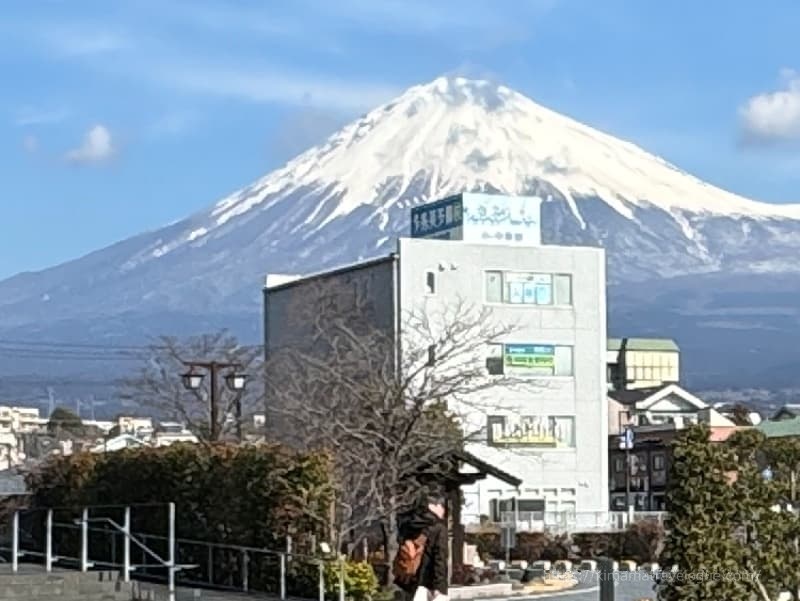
5,74,800,331
6,76,800,392
205,75,800,243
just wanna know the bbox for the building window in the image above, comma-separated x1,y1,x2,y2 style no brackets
425,271,436,295
485,271,503,303
484,271,572,306
614,457,624,473
487,415,576,448
487,343,574,376
653,453,665,471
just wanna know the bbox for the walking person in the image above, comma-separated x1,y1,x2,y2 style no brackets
393,493,449,601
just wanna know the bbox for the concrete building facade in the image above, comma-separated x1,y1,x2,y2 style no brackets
264,194,608,532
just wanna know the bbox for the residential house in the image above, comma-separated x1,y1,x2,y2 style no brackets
713,402,763,426
609,410,743,511
757,417,800,439
0,406,47,435
153,422,198,446
115,416,154,438
0,406,49,469
608,383,710,435
90,434,150,453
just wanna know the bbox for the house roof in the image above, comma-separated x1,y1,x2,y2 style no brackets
758,417,800,439
771,405,800,419
452,449,522,487
608,383,707,411
697,408,737,428
608,338,680,352
709,427,747,442
264,254,397,293
90,434,150,453
609,386,667,405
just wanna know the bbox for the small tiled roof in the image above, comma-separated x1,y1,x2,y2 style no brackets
608,338,680,352
758,417,800,439
709,426,747,442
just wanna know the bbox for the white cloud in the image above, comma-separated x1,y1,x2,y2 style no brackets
157,63,399,111
65,125,115,164
740,70,800,143
22,135,38,153
15,106,68,126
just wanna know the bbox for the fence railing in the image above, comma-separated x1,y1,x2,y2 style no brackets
0,504,346,601
481,510,668,533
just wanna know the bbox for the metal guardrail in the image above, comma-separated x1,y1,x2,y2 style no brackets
1,504,183,601
486,510,668,533
1,503,346,601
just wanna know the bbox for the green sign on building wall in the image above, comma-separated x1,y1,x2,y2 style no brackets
504,344,555,369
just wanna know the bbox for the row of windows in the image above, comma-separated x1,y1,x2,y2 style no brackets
625,366,678,382
424,269,573,307
613,453,666,473
485,271,572,306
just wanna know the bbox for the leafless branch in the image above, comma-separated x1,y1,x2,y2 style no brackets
118,330,264,442
264,279,545,552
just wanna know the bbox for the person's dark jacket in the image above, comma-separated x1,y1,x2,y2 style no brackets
397,507,448,595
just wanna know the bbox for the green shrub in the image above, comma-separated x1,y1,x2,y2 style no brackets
26,443,335,593
325,559,379,601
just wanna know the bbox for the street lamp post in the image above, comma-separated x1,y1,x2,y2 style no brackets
181,361,247,441
618,410,634,522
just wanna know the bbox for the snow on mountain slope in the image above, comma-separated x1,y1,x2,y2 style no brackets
3,75,800,328
111,75,800,279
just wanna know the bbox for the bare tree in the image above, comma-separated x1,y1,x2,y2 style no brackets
120,330,263,442
265,279,535,557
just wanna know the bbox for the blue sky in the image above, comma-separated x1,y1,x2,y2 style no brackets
3,0,800,280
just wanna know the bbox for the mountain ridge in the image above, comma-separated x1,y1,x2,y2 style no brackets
2,75,800,390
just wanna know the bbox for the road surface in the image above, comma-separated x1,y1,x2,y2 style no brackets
529,571,658,600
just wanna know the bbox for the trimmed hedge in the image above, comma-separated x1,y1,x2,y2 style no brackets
467,521,665,565
28,443,333,547
25,443,335,594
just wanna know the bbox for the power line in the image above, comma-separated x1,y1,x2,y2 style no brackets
0,338,264,352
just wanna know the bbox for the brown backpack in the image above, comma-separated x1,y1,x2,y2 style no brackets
393,532,427,586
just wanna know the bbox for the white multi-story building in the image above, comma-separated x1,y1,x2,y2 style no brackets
0,406,47,434
0,406,48,468
116,416,154,438
263,193,609,531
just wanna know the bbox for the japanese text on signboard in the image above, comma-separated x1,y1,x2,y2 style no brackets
410,195,464,239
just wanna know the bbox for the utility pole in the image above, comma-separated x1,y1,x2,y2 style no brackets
181,361,247,441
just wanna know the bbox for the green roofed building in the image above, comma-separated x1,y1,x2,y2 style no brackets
757,416,800,439
607,337,680,392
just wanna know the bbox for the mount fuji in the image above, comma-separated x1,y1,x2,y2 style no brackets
3,76,800,392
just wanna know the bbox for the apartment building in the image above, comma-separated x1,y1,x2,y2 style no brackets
264,192,609,530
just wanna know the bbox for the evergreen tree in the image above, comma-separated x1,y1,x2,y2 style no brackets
47,406,85,437
659,424,749,601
